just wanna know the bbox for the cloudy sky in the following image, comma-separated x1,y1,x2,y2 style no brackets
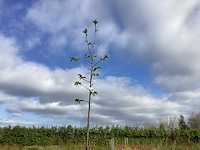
0,0,200,127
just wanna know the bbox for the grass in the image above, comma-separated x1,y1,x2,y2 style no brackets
0,144,110,150
115,143,200,150
1,143,200,150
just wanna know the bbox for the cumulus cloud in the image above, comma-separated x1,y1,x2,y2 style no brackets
0,92,17,104
90,76,183,125
0,32,187,126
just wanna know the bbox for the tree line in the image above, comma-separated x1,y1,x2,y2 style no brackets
0,124,168,146
158,111,200,131
1,111,200,146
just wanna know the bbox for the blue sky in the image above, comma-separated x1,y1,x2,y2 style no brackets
0,0,200,127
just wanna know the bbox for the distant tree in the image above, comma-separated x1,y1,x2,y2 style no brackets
159,116,178,131
70,20,108,150
178,115,188,130
159,123,165,130
143,122,156,129
187,112,200,129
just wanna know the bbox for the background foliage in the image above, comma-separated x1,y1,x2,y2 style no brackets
0,124,200,146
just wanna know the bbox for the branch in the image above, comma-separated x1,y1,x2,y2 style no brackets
93,54,109,67
74,81,92,92
70,56,91,70
84,54,92,64
93,59,102,67
92,20,98,60
83,28,92,59
82,78,90,83
78,74,90,83
80,83,90,91
77,60,91,70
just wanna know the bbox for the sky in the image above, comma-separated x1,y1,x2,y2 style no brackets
0,0,200,127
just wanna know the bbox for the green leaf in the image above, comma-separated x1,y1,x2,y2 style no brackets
84,54,90,59
90,91,98,96
75,98,84,103
93,20,98,25
100,55,109,60
82,28,88,34
78,74,86,80
93,91,98,95
70,56,80,62
103,55,109,60
74,81,81,86
92,73,99,76
93,66,101,71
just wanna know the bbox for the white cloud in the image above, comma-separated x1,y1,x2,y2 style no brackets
0,92,17,103
111,0,200,94
25,37,41,49
0,32,187,126
25,0,92,49
25,0,130,54
89,76,183,125
0,35,21,69
1,0,200,126
0,119,35,127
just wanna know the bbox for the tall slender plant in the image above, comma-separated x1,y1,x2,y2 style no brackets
70,20,108,150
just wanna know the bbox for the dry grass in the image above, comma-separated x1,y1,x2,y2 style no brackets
1,143,200,150
115,145,157,150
